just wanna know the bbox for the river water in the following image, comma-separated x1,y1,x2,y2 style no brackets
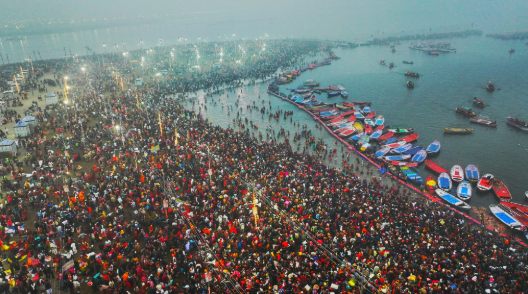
185,36,528,212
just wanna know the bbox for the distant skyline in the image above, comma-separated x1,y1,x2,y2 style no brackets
2,0,528,36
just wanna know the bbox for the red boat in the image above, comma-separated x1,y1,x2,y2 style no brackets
364,124,373,135
378,131,394,141
424,160,448,174
329,86,340,91
351,101,372,106
500,201,528,226
425,175,437,193
365,111,376,119
402,133,419,143
347,115,357,122
493,180,512,200
374,125,384,131
343,102,356,108
470,117,498,127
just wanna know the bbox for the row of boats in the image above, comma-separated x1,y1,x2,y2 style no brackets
270,63,528,237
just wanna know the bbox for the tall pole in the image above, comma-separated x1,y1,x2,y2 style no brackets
13,75,19,93
20,66,25,84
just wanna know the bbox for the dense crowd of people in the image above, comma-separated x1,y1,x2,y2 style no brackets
0,39,526,294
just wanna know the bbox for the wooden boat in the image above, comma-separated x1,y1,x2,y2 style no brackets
455,106,477,117
329,85,340,91
444,128,473,134
375,115,384,126
390,143,413,154
358,135,371,145
378,131,394,141
328,91,341,97
406,81,414,89
436,189,471,210
506,117,528,132
464,165,480,183
438,172,452,191
339,128,357,137
425,140,441,155
457,181,472,200
375,146,391,158
362,106,371,114
425,175,437,193
350,132,364,140
352,122,363,132
334,124,354,133
303,80,320,87
314,87,330,92
486,81,494,92
411,150,427,163
402,146,423,155
489,204,524,230
340,91,348,98
364,118,375,127
425,160,448,174
370,129,383,140
477,174,494,191
294,89,310,94
347,115,357,122
402,133,419,143
450,165,464,183
342,102,356,108
400,166,423,184
473,97,485,108
470,116,498,127
354,111,364,120
387,161,418,167
351,101,372,106
428,52,440,56
385,140,406,148
492,180,512,201
365,111,376,119
383,154,411,161
500,201,528,226
402,60,414,64
388,127,414,135
364,124,373,135
405,71,420,78
384,137,398,144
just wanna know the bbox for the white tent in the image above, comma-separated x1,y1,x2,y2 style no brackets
14,121,30,137
45,93,58,105
0,139,17,154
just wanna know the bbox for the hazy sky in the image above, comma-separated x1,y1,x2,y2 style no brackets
3,0,528,34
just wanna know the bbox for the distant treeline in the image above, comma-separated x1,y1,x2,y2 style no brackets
486,31,528,41
370,29,483,45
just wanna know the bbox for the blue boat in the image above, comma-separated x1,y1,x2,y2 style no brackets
402,146,423,155
412,150,427,163
340,91,348,98
375,146,391,158
383,154,411,161
297,85,310,89
294,96,305,103
465,164,480,183
457,181,472,200
426,140,441,154
328,91,341,97
384,137,398,144
350,132,365,140
436,189,471,210
438,172,452,191
362,106,371,113
354,111,365,120
370,129,383,140
490,205,525,230
390,143,413,154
